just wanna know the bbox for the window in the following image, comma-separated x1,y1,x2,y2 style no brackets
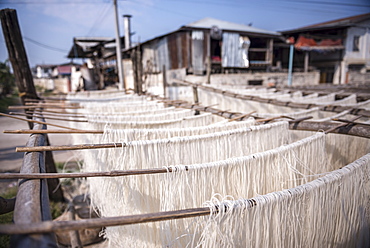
353,36,360,52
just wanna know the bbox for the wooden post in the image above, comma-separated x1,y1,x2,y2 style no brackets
206,56,211,84
132,50,138,93
0,9,64,203
162,65,167,98
0,8,38,129
265,38,273,65
304,51,309,73
136,43,143,94
0,9,38,103
67,204,82,248
192,85,200,115
132,46,143,94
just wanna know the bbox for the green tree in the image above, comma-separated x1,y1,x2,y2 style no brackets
0,60,15,97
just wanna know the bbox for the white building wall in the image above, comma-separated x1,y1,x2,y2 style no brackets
123,59,135,91
344,19,370,64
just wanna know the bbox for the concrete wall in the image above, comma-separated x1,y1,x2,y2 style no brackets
34,78,70,94
348,70,370,85
182,71,320,87
34,78,54,91
53,78,70,93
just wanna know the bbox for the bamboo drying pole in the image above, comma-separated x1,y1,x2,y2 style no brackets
24,101,78,106
30,109,86,116
0,112,82,130
8,105,81,110
0,207,212,235
9,112,88,122
228,111,256,122
4,129,103,134
0,167,172,180
16,142,127,152
28,110,86,118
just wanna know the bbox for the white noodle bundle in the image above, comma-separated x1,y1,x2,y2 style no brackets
255,107,321,119
86,113,221,130
99,132,352,247
67,90,133,100
198,89,314,116
85,109,194,123
195,153,370,248
293,93,336,104
83,106,178,117
92,121,290,171
102,117,256,141
87,122,291,246
289,130,369,170
80,100,165,113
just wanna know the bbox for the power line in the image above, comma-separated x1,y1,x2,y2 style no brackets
86,2,113,36
0,0,110,4
160,0,370,8
23,37,68,53
281,0,370,8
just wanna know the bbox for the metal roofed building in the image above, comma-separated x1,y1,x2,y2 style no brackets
281,13,370,84
67,37,127,90
131,17,285,77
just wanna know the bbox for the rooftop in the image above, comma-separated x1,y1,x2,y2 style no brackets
282,12,370,33
183,17,281,36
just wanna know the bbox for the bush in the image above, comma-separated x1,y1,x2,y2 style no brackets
0,60,15,97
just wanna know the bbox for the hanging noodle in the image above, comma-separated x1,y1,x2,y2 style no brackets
195,153,369,248
87,122,291,246
85,113,221,130
102,117,256,141
85,109,194,123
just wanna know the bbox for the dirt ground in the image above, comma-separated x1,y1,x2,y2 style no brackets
0,115,76,193
0,112,108,246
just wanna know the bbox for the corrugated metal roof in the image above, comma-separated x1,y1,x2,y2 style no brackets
282,13,370,33
183,17,281,36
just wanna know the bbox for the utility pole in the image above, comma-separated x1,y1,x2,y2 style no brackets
287,44,294,86
113,0,125,91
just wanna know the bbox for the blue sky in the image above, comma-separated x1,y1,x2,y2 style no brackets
1,0,369,68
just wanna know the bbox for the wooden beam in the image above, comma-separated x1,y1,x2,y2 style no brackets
324,116,362,134
171,79,370,117
9,117,58,246
288,120,370,138
332,118,370,127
